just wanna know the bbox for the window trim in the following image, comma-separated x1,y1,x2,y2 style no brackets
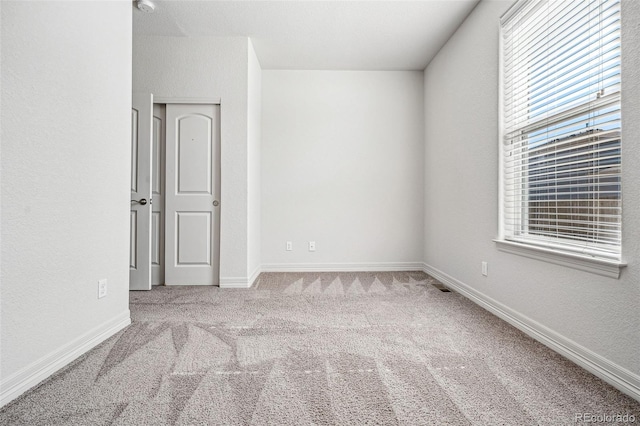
494,239,626,278
496,0,625,277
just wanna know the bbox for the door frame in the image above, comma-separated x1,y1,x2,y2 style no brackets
154,97,221,105
151,103,166,286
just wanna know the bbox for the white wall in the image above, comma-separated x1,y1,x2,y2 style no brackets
261,71,424,269
247,40,262,282
1,1,132,405
423,0,640,396
133,36,252,286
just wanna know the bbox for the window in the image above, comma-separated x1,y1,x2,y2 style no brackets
499,0,623,273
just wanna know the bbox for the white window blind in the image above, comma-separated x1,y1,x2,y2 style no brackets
501,0,622,261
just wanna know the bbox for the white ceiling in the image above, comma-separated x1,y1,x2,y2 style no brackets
133,0,480,70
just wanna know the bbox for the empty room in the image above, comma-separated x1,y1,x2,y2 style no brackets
1,0,639,424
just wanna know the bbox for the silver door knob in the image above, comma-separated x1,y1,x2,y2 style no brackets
213,200,219,207
132,198,147,205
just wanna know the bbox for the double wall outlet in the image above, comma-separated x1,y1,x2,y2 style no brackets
309,241,316,251
98,279,108,298
286,241,293,251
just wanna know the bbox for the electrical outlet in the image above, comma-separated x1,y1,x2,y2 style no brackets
286,241,293,251
309,241,316,252
481,262,488,277
98,279,108,298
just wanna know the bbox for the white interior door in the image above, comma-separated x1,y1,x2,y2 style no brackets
151,104,166,285
130,93,153,290
165,104,221,285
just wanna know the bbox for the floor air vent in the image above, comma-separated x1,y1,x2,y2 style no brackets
432,282,451,292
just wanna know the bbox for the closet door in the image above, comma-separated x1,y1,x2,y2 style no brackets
164,104,221,285
129,93,153,290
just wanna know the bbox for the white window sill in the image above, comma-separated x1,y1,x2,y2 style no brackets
494,239,626,279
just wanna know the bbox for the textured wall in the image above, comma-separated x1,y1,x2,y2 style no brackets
132,36,250,281
247,40,262,280
261,71,424,267
424,0,640,377
1,1,132,381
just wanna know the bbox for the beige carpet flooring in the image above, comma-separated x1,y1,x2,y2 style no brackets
1,271,638,425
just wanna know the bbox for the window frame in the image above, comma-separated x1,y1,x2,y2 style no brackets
495,0,626,278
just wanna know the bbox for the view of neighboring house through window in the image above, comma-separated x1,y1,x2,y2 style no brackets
500,0,622,261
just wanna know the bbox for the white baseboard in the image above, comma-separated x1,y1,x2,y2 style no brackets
0,310,131,408
422,263,640,402
219,275,255,289
248,265,261,287
220,265,260,289
165,282,218,286
261,262,425,273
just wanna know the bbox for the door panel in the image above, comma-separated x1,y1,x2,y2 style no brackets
177,115,212,194
130,93,153,290
151,212,162,266
131,109,139,192
176,212,212,264
152,113,163,195
165,104,220,285
151,104,166,285
130,211,137,269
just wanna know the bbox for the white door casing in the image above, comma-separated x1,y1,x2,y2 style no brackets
165,104,221,285
130,93,153,290
151,104,166,285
